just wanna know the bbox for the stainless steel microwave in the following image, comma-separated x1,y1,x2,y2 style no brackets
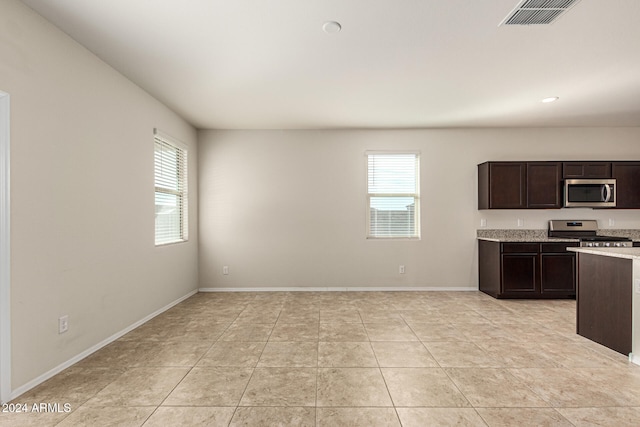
564,179,616,208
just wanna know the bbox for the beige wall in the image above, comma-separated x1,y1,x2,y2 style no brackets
1,0,198,391
198,128,640,290
3,0,640,397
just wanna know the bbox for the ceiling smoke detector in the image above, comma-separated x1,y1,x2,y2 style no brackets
322,21,342,34
500,0,581,26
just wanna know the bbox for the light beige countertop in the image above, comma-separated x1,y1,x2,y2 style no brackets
476,229,577,242
568,247,640,260
602,229,640,241
477,229,640,243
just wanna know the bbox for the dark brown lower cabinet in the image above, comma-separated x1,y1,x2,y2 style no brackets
577,253,632,355
479,240,578,299
540,244,577,294
501,243,538,295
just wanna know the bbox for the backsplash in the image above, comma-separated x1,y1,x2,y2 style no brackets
476,205,640,231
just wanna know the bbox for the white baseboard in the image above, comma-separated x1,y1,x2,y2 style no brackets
630,353,640,366
9,289,197,402
199,286,478,292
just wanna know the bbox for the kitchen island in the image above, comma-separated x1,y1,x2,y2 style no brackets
568,247,640,365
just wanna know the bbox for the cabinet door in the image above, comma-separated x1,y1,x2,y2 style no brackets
501,253,537,294
478,240,501,298
612,162,640,209
540,253,576,295
563,162,612,178
489,163,527,209
527,162,562,208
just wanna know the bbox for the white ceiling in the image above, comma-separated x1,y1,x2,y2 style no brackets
20,0,640,129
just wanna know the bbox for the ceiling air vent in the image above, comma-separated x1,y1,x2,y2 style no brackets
500,0,581,26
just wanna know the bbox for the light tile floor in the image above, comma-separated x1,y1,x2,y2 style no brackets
4,291,640,426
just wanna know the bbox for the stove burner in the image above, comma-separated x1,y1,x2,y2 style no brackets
579,235,630,242
548,219,633,248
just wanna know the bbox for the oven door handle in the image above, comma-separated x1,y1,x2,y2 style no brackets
602,184,612,202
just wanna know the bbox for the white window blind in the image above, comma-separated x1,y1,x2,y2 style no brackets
154,130,188,245
367,152,420,239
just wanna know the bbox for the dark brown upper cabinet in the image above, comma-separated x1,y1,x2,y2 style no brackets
612,162,640,208
562,162,612,179
479,160,640,210
478,161,561,209
527,162,562,209
478,162,526,209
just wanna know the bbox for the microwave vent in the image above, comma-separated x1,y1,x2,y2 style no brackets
500,0,581,26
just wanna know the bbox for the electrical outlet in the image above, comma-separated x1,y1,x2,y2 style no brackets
480,218,487,227
223,266,229,275
609,218,615,227
58,315,69,334
399,265,405,274
517,219,524,227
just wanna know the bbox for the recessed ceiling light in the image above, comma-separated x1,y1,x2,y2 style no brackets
322,21,342,34
542,97,559,103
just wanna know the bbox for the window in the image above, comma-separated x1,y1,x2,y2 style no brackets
367,152,420,239
154,129,188,245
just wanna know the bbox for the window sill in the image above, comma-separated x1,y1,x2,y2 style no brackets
367,236,421,240
155,239,188,247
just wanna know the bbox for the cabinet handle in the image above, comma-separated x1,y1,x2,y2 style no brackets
603,184,612,202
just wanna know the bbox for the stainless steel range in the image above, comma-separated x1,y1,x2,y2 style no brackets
548,220,632,247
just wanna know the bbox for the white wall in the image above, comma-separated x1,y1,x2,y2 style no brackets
199,128,640,290
0,0,198,391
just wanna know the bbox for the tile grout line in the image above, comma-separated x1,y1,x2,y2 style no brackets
365,321,402,423
229,303,282,420
148,295,252,425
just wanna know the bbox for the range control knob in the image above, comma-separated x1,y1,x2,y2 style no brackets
586,242,594,247
604,242,611,247
615,242,622,247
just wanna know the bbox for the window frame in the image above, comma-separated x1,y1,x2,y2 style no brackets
366,151,421,240
154,129,188,246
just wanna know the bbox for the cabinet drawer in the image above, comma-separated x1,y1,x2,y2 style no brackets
563,162,612,178
501,243,539,253
541,242,579,253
